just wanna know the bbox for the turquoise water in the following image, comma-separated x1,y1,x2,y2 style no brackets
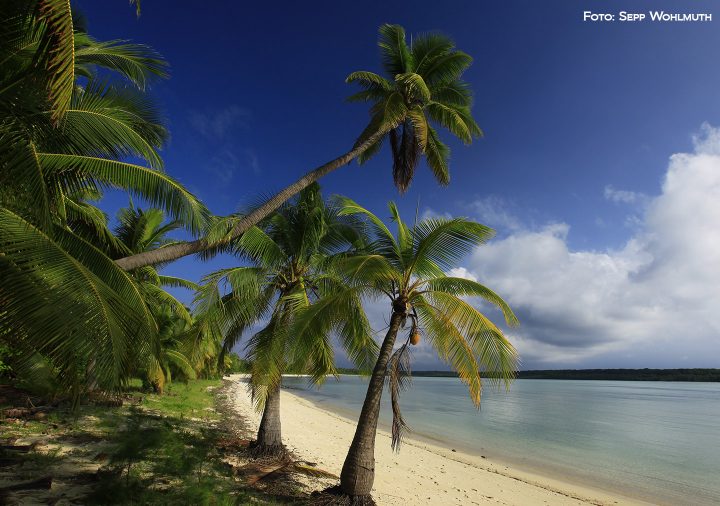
281,376,720,505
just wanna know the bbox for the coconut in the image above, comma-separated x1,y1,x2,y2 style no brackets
410,331,421,346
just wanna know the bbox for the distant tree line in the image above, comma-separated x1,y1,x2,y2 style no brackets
515,368,720,381
335,368,720,381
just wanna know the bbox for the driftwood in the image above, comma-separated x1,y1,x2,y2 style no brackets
240,457,337,486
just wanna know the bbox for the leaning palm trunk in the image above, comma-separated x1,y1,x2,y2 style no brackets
114,128,390,271
253,384,284,456
340,310,404,499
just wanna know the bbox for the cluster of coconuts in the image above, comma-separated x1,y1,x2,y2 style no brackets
410,327,421,346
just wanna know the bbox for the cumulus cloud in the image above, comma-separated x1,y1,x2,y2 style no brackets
462,125,720,368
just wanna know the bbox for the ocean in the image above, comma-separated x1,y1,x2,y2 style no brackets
281,376,720,505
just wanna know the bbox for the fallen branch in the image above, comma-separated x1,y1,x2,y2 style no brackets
0,475,52,492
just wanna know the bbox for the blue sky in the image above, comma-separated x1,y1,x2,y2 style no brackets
77,1,720,369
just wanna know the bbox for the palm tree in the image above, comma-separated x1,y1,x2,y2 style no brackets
195,184,377,456
292,198,519,500
140,303,197,393
114,24,482,270
0,3,207,395
112,205,200,392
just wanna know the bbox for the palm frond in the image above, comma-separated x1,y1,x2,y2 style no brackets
234,225,288,269
158,275,199,291
387,342,411,451
34,0,75,121
38,153,210,234
424,125,450,185
431,81,473,108
413,295,483,405
163,349,197,380
141,282,192,324
420,50,473,87
288,287,374,383
0,207,155,391
74,33,168,89
410,218,494,275
410,32,454,76
422,291,518,389
377,24,412,75
425,101,473,144
387,201,412,254
406,106,428,152
246,310,292,408
395,72,431,104
335,196,401,259
0,136,51,229
345,71,392,91
422,276,519,326
59,81,166,168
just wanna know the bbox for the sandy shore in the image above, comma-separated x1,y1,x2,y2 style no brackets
225,375,649,505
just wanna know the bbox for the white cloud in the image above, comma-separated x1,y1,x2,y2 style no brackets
468,195,523,231
604,185,647,204
461,125,720,368
189,105,250,140
420,208,452,221
446,267,477,282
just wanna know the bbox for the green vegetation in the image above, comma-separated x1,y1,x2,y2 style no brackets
0,380,284,504
0,1,210,399
2,6,507,505
195,183,377,456
347,24,482,192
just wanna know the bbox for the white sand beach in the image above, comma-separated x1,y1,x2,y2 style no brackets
225,375,649,505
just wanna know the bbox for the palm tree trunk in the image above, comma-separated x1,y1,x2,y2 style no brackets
114,128,391,271
340,310,405,499
255,384,283,454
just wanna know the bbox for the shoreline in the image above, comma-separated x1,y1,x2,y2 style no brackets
287,383,668,505
226,374,650,505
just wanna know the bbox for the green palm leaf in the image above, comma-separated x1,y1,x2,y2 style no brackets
34,0,75,121
0,207,155,390
346,24,481,192
422,276,519,326
414,295,483,405
60,81,166,168
37,153,210,234
74,33,169,90
395,73,431,104
424,125,450,185
378,24,412,75
425,101,473,144
410,218,494,275
158,275,200,291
